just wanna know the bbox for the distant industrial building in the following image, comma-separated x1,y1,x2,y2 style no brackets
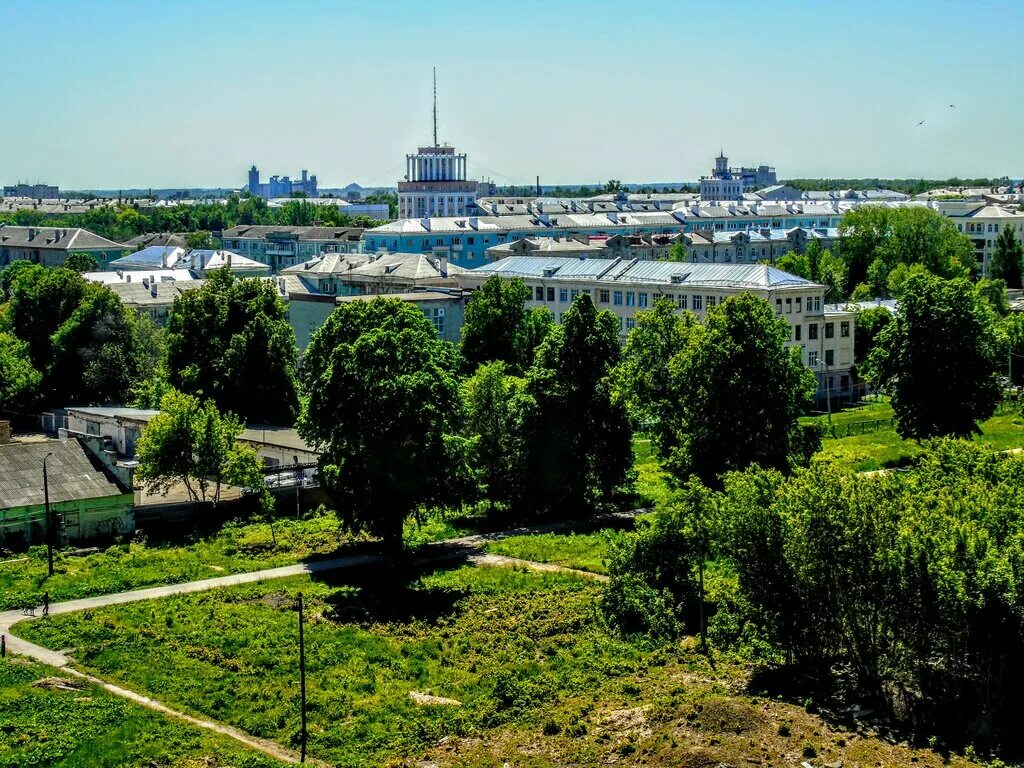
699,152,777,202
3,182,59,199
246,166,318,199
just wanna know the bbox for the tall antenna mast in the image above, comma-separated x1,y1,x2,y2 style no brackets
432,66,438,146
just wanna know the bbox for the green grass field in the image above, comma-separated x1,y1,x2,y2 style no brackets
804,398,1024,472
13,562,981,768
0,657,286,768
483,531,618,574
0,511,367,612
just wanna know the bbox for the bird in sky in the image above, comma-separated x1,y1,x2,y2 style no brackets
917,120,926,126
949,104,956,108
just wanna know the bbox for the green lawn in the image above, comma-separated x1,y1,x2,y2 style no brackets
0,657,286,768
13,562,979,768
634,437,672,508
483,530,619,574
0,511,370,612
804,398,1024,472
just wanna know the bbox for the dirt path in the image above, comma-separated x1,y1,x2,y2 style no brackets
0,513,633,766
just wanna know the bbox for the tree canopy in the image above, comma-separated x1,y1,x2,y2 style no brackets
460,275,552,375
868,273,1000,438
135,389,263,505
165,268,299,425
299,298,467,547
518,294,634,518
989,226,1024,289
837,206,976,297
656,293,817,487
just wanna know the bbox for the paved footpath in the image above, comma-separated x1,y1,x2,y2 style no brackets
0,517,623,765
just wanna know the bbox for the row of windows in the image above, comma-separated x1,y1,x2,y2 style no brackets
793,321,849,343
775,296,823,314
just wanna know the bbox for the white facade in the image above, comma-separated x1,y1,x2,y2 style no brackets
398,145,478,219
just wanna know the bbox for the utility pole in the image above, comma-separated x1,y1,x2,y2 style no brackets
43,451,54,577
297,592,307,763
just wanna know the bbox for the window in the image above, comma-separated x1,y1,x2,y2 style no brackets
841,321,850,337
546,287,555,302
776,298,783,312
786,297,792,313
559,288,568,303
825,322,835,339
599,289,610,303
808,351,819,366
693,295,702,310
808,323,818,340
613,290,623,306
570,289,580,300
467,237,475,245
707,295,717,308
626,317,636,331
806,294,814,310
638,292,649,308
814,296,821,312
825,349,835,366
85,420,100,436
795,324,802,341
796,297,802,313
841,375,850,389
677,294,688,310
625,292,635,307
535,286,544,301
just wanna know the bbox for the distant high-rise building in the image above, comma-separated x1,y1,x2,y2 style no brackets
397,68,480,220
699,152,776,201
3,182,60,199
246,166,318,199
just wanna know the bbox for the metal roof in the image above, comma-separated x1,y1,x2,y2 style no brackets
468,256,817,290
0,439,126,511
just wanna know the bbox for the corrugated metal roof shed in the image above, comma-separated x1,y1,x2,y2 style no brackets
0,439,125,511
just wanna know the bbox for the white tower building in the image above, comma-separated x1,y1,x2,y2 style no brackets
397,69,479,219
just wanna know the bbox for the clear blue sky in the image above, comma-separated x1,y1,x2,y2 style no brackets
1,0,1021,189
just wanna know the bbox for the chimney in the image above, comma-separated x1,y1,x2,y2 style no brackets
439,256,448,278
151,281,158,298
227,251,233,269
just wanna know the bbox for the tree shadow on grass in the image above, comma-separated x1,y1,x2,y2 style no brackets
311,545,478,627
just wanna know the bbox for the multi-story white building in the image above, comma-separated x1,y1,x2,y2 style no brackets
699,152,777,202
932,200,1024,274
398,145,479,219
457,255,855,403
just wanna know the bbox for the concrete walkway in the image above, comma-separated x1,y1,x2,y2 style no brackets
0,515,629,765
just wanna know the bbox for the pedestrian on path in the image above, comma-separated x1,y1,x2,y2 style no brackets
42,592,49,617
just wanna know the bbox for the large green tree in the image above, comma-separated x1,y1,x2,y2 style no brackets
989,227,1024,289
519,294,633,518
3,264,151,406
666,293,817,487
838,206,976,296
460,275,552,374
0,332,41,418
462,361,527,512
165,268,299,425
299,298,467,548
135,389,262,505
869,273,1000,438
611,296,695,458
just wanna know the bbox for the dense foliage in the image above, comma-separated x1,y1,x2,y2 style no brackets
0,262,157,411
135,389,264,505
604,440,1024,755
868,273,1000,438
460,275,552,375
0,194,387,244
989,227,1024,289
616,293,816,488
299,298,468,547
165,268,299,425
837,206,975,297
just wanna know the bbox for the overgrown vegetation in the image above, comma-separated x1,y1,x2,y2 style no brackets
14,563,980,768
0,657,286,767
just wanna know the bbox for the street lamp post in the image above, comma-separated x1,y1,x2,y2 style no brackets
43,452,54,577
